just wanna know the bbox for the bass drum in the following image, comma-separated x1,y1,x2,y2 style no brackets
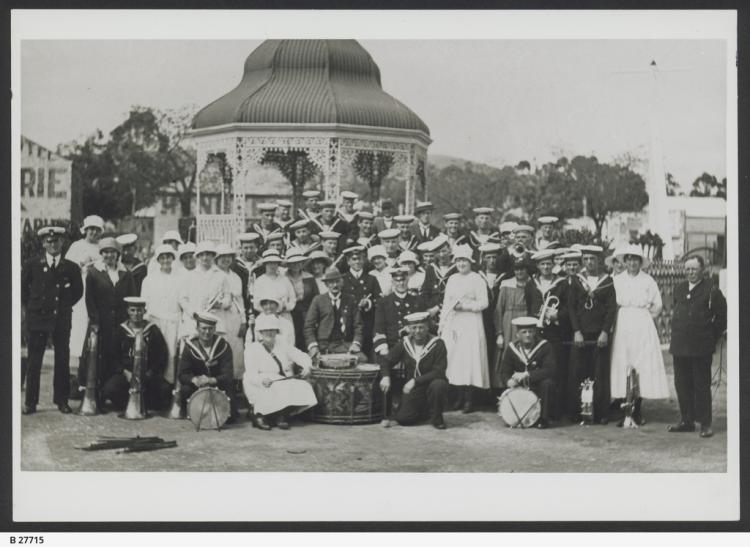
497,387,541,428
187,387,231,431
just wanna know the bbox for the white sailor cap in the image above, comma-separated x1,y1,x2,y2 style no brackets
499,222,518,234
473,207,494,216
512,224,535,234
430,234,450,251
276,199,293,208
537,216,559,225
531,249,557,262
578,245,604,255
378,228,400,240
404,311,431,325
302,190,321,199
318,231,341,240
394,214,415,224
318,200,336,209
123,296,147,308
511,316,540,329
342,245,366,256
116,233,138,247
289,219,311,231
443,212,462,222
340,190,359,200
560,250,583,262
237,232,261,244
193,311,220,326
356,211,375,221
478,242,501,255
257,203,277,213
416,241,433,253
265,232,285,242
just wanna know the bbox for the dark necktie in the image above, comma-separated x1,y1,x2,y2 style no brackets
50,257,57,271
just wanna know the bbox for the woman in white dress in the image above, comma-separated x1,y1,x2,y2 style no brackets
140,244,181,385
610,244,669,426
65,215,103,363
253,250,297,329
213,244,247,381
366,245,392,296
243,314,317,430
439,244,490,413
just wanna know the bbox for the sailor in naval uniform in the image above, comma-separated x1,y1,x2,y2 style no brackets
380,311,449,429
117,233,147,294
251,202,283,245
499,316,558,429
298,190,321,223
378,228,402,268
341,245,382,357
337,190,359,224
395,214,419,252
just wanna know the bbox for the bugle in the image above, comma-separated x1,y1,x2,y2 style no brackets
536,294,560,328
123,329,147,420
78,328,100,416
168,337,185,419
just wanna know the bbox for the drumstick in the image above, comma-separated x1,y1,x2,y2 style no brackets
269,374,301,384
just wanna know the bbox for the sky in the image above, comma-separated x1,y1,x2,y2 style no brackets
20,39,728,190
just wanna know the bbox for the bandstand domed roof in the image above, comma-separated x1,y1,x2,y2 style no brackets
192,39,430,135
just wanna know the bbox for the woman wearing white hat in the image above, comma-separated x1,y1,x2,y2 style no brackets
609,244,669,425
439,244,490,413
65,215,104,362
213,244,247,381
398,250,425,296
140,244,182,384
253,250,297,333
243,314,317,430
177,241,226,336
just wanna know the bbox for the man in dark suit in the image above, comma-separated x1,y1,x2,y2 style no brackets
380,311,449,429
341,245,382,357
82,237,137,397
21,226,84,414
411,201,442,245
668,256,727,438
373,199,396,233
304,270,365,363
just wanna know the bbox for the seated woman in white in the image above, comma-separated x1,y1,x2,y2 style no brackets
249,295,295,347
243,314,317,430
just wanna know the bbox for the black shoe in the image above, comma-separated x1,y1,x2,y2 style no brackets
252,414,272,431
536,419,549,429
432,418,447,430
700,426,714,438
22,405,36,415
668,422,695,433
276,417,290,430
225,415,237,425
57,403,73,414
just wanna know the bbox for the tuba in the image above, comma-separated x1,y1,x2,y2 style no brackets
620,366,640,429
123,329,147,420
168,337,185,419
536,293,560,328
78,329,100,416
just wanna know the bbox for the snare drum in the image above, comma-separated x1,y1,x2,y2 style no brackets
319,353,357,369
497,387,541,428
187,387,231,431
310,364,383,424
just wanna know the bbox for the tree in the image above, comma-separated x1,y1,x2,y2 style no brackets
665,172,682,196
689,172,721,198
261,150,319,214
157,105,200,217
353,151,394,204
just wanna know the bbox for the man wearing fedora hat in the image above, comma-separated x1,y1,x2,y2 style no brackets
373,198,396,233
81,237,138,400
22,226,84,414
304,269,366,364
411,201,441,245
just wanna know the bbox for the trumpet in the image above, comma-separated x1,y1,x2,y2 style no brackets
536,294,560,328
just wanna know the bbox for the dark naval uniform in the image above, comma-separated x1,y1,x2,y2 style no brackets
669,278,727,428
103,321,171,410
538,275,573,418
567,273,617,421
178,334,237,416
422,264,455,312
411,223,442,246
122,257,147,294
499,339,557,422
250,221,283,247
22,253,84,408
83,265,137,386
342,269,382,357
382,335,449,426
373,291,427,372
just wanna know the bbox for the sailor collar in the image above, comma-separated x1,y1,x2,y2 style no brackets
185,335,227,365
119,321,156,338
508,340,548,368
403,335,441,377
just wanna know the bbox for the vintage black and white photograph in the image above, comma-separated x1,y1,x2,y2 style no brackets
10,9,739,523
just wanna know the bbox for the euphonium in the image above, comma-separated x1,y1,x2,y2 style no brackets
78,329,100,416
510,242,527,259
620,366,640,429
168,337,184,419
536,294,560,328
123,329,147,420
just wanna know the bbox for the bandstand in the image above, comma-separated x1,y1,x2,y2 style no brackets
189,39,431,245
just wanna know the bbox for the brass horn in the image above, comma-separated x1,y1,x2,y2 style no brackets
168,337,185,419
536,294,560,328
78,329,100,416
123,329,147,420
510,242,527,259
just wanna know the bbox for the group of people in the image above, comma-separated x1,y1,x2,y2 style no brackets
21,192,727,437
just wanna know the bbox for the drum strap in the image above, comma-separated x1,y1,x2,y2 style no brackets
263,345,286,377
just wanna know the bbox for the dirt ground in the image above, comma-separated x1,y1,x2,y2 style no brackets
20,349,727,473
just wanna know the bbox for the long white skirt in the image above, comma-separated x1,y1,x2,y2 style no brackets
150,316,179,383
442,310,490,388
69,298,89,359
610,307,670,399
245,378,317,416
214,308,245,379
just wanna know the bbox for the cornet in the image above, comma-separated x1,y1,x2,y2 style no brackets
509,243,527,259
536,294,560,328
